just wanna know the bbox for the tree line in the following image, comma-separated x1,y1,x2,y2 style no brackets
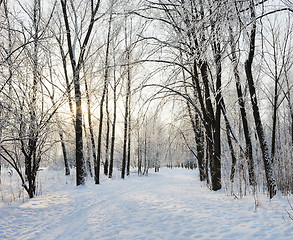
0,0,292,199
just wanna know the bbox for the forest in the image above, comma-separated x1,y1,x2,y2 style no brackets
0,0,293,203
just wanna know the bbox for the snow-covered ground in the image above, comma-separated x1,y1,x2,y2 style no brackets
0,168,292,239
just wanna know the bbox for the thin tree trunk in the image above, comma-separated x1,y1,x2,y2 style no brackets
121,91,129,179
245,0,276,198
224,117,237,182
121,17,131,179
83,118,93,177
229,26,256,186
143,130,148,175
59,132,70,175
137,128,142,176
104,86,110,176
213,41,222,191
96,8,112,184
126,60,132,176
285,73,293,146
109,58,117,179
271,62,279,161
205,134,210,185
84,66,95,177
126,103,131,176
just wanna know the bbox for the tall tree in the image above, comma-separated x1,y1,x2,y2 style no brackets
244,0,277,198
96,6,113,184
60,0,101,186
121,16,132,179
108,53,118,179
229,24,256,186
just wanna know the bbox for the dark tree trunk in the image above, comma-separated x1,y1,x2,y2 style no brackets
226,121,237,182
182,59,205,181
74,73,85,185
95,9,112,184
213,41,222,191
205,134,210,185
109,63,117,179
121,93,129,178
271,77,279,161
126,65,132,176
126,108,131,176
59,132,70,176
143,131,148,176
95,102,103,184
104,86,110,176
195,115,205,181
122,17,131,179
230,26,256,186
60,0,101,186
199,61,221,191
137,129,142,176
245,0,276,198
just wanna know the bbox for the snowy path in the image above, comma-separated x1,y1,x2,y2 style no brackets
0,169,292,239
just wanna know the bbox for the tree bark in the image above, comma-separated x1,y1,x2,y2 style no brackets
230,26,256,186
245,0,276,198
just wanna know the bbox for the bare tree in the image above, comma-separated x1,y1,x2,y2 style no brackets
244,0,277,198
95,6,113,184
0,0,60,197
60,0,101,186
121,16,131,179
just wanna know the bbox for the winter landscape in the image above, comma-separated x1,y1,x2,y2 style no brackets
0,168,292,240
1,0,293,239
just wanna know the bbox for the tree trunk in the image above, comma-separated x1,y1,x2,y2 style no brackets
109,60,117,179
121,92,129,178
137,128,142,176
126,63,132,176
271,73,279,161
74,72,85,185
213,41,222,191
95,8,112,184
59,132,70,176
126,105,131,176
143,130,148,175
182,58,205,181
84,68,95,177
230,27,256,186
195,115,205,181
245,0,276,198
60,0,101,186
122,17,131,179
104,86,110,176
83,119,93,177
